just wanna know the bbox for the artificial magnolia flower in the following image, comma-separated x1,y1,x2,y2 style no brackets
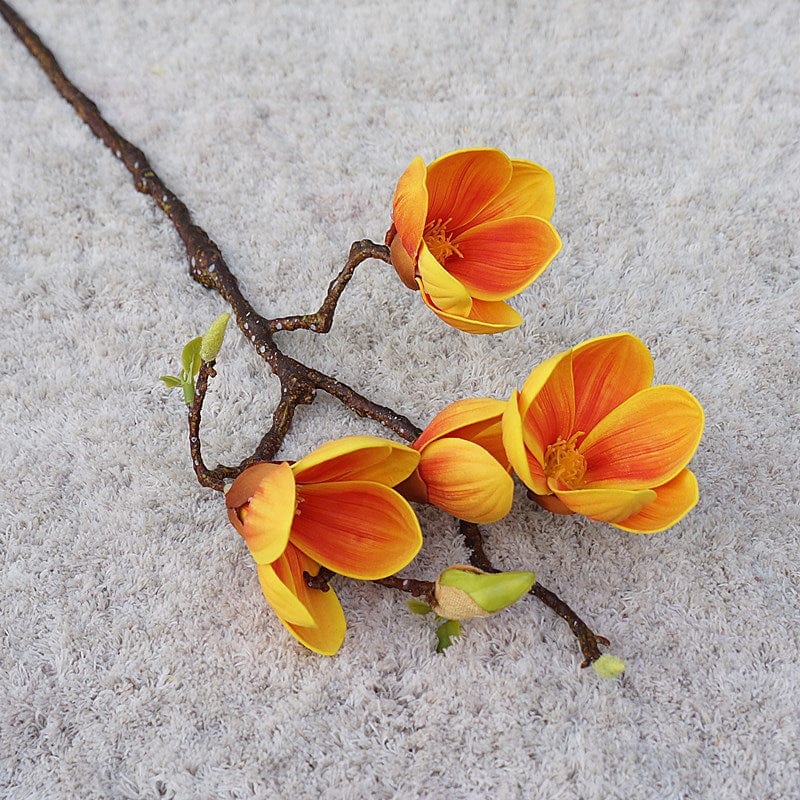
386,148,562,334
226,436,423,654
502,333,704,533
397,397,513,523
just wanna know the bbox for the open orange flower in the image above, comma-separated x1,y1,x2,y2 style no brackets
397,398,513,523
226,436,423,654
386,148,562,334
502,333,704,533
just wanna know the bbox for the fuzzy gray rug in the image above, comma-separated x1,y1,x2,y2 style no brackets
2,1,798,798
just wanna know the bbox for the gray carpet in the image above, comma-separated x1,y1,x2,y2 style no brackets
1,1,798,798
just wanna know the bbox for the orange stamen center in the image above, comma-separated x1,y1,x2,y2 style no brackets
544,432,586,489
423,218,463,264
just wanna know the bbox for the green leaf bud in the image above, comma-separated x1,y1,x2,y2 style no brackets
200,312,231,362
592,654,626,679
435,619,461,653
407,600,433,615
159,375,182,389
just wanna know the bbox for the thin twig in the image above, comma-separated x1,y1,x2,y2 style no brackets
0,0,419,472
372,576,436,603
530,583,611,668
269,240,391,334
461,519,610,666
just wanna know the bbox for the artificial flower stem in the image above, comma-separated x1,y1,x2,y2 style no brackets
460,521,611,667
6,1,615,671
529,583,612,669
268,240,392,334
0,1,421,470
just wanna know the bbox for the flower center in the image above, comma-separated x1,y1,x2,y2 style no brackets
423,218,463,264
544,432,586,489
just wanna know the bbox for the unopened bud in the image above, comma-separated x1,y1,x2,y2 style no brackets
200,312,231,362
592,654,626,679
432,564,536,620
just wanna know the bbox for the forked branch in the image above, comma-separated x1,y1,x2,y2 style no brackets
2,0,611,668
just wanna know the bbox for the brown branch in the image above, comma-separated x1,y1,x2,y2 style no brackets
188,362,229,491
530,584,611,668
373,575,436,604
4,2,617,670
0,1,419,473
461,519,610,667
269,240,391,334
305,567,434,604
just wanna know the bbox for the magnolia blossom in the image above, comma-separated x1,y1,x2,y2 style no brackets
226,436,423,654
502,333,704,533
387,148,561,334
398,397,512,524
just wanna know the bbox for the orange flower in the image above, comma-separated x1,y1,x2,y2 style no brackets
398,398,513,524
386,148,562,334
226,436,423,654
502,333,704,533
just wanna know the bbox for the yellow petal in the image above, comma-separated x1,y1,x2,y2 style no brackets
467,159,557,227
571,333,654,435
390,230,419,289
256,552,315,627
553,485,657,523
613,469,699,533
414,397,506,454
519,348,575,463
225,462,280,533
502,391,548,494
418,285,523,334
448,215,561,301
417,438,514,524
260,544,347,655
292,435,419,487
392,155,428,259
226,462,295,564
529,491,574,515
291,482,422,579
417,243,472,317
580,386,705,489
426,148,512,230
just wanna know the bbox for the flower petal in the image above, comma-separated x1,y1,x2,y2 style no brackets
571,333,655,435
256,551,315,627
392,155,428,258
226,462,295,564
502,391,548,494
529,492,574,515
519,348,575,463
580,386,705,489
225,462,281,532
417,243,472,317
417,438,514,523
260,544,347,655
553,485,657,523
389,230,419,289
291,481,422,579
613,469,699,533
467,159,556,227
418,285,523,334
414,397,506,454
426,148,512,230
291,435,419,487
448,216,561,301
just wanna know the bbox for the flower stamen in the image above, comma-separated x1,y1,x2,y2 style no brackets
544,432,586,489
424,218,463,264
